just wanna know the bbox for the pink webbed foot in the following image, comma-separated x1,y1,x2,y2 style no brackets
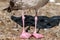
32,33,44,39
20,31,31,39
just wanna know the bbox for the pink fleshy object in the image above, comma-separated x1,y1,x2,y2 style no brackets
20,12,31,39
20,31,31,39
32,33,44,39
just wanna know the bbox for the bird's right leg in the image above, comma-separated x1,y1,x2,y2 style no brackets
20,10,31,39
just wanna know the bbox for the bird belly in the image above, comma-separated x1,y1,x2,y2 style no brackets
22,0,40,7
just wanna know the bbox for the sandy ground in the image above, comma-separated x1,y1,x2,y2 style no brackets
0,0,60,40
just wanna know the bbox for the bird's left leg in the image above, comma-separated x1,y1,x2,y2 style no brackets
32,9,44,38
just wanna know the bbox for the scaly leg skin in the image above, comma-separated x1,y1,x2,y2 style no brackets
32,10,44,39
20,11,31,39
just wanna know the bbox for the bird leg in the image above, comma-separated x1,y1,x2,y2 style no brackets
32,9,44,38
20,11,31,39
